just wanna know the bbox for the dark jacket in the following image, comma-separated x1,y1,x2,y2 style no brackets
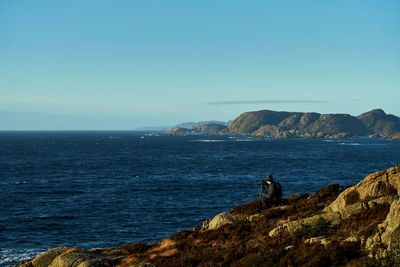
264,182,281,201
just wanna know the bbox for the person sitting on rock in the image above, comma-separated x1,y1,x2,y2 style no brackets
260,175,282,207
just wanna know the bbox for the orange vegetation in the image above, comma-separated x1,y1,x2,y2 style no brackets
92,183,396,266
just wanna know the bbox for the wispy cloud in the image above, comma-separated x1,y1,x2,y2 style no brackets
207,100,329,106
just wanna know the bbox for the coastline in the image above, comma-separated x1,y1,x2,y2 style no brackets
15,165,400,266
166,109,400,140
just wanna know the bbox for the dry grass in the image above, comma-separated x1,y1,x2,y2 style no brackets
109,183,395,266
332,202,390,238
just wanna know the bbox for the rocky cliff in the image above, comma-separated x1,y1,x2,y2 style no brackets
168,109,400,139
194,123,227,135
358,109,400,137
390,132,400,140
221,109,400,139
16,165,400,266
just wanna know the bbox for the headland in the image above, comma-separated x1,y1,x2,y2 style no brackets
167,109,400,140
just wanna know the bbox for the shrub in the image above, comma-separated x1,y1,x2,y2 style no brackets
231,199,265,215
332,203,390,238
301,216,331,237
344,190,360,205
231,253,266,267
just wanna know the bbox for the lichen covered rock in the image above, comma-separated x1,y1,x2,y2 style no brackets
269,165,400,257
202,211,234,230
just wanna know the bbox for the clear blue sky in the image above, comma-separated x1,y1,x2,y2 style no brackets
1,0,399,130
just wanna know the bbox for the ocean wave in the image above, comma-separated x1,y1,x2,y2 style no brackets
191,139,227,142
339,142,361,146
191,137,260,142
13,181,28,185
0,248,47,267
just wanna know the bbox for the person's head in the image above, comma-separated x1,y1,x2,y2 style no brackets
266,174,273,184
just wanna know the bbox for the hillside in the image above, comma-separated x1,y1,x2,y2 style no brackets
169,109,400,139
166,123,227,135
16,165,400,266
222,109,400,139
358,109,400,137
174,121,230,129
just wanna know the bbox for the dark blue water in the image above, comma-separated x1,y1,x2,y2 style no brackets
1,131,400,266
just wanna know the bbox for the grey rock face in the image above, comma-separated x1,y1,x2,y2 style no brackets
202,211,234,230
269,165,400,257
358,109,400,137
194,123,227,135
14,247,124,267
15,247,72,267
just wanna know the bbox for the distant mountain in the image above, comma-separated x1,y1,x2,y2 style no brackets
174,120,230,129
135,126,171,131
167,109,400,139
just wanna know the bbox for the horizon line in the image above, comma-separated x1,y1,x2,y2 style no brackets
207,100,329,105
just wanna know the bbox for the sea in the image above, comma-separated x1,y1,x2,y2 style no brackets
1,131,400,266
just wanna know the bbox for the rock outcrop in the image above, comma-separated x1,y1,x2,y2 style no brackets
15,247,124,267
201,211,234,230
16,247,71,267
269,165,400,258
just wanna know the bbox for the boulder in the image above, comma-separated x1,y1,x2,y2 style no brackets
324,165,400,215
343,236,361,244
202,211,234,230
49,253,95,267
14,247,124,267
49,252,122,267
15,247,72,267
269,211,341,237
304,236,331,246
375,199,400,253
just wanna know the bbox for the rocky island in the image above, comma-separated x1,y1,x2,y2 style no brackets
16,165,400,266
167,109,400,139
